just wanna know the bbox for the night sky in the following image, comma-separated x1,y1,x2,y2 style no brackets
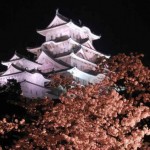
0,0,150,71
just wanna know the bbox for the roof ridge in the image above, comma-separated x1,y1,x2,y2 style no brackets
42,49,71,68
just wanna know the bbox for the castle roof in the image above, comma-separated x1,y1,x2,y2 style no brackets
27,46,41,55
41,36,109,59
43,37,80,47
10,53,21,60
1,53,42,70
56,52,97,67
37,22,100,40
47,9,69,28
80,45,110,59
67,67,105,83
26,37,77,55
1,63,23,76
36,50,70,71
2,57,41,66
1,64,50,85
82,39,96,50
37,10,100,41
1,63,41,76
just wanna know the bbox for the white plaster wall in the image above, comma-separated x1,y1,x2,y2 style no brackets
45,40,75,55
46,26,70,41
26,73,49,86
21,82,49,98
45,24,88,42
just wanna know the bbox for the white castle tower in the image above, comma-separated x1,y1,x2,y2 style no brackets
0,10,109,98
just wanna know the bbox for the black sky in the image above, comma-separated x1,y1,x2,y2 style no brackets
0,0,150,70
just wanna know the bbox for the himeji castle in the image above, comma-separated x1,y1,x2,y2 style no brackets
0,10,109,98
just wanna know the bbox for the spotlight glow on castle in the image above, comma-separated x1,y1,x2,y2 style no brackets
0,10,109,98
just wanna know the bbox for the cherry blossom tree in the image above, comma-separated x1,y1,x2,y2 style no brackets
0,53,149,149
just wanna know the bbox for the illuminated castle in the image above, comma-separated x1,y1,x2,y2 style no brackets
0,10,109,98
